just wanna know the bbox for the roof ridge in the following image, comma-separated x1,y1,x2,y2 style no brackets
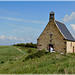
55,20,65,25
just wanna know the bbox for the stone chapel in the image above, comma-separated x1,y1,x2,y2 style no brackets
37,11,75,53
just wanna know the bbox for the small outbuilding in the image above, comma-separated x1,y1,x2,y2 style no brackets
37,11,75,53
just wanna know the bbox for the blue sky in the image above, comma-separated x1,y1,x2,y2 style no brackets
0,1,75,45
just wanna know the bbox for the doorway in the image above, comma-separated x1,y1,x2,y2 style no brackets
48,44,53,52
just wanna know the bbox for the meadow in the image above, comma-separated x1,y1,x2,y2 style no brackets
0,46,75,74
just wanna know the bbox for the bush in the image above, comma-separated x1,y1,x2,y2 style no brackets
13,42,37,48
25,42,37,48
13,43,25,47
25,50,49,60
1,61,4,64
27,49,32,53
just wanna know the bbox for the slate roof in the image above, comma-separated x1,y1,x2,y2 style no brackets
55,20,75,41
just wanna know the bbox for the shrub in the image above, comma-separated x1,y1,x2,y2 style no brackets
27,49,32,53
1,61,4,64
13,43,25,47
25,42,37,48
25,50,49,60
13,42,37,48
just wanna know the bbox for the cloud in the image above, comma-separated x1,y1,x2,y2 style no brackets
7,36,17,40
62,12,75,22
0,35,5,40
0,35,25,41
0,17,45,24
70,24,75,39
0,35,37,45
71,24,75,31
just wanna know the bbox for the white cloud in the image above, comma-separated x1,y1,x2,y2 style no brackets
62,12,75,22
0,17,45,24
0,35,25,41
0,35,37,45
7,36,17,40
0,35,5,40
71,24,75,31
70,24,75,39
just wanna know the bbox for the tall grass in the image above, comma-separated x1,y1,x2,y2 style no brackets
0,46,75,74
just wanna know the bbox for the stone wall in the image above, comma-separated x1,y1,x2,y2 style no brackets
66,41,75,53
37,21,66,53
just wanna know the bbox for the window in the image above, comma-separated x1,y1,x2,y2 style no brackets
50,34,52,38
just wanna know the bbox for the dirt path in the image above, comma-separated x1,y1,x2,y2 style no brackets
13,46,26,55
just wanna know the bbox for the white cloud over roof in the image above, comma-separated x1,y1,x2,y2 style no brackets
62,12,75,22
71,24,75,31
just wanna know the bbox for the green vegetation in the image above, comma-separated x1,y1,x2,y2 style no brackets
13,42,37,48
25,49,49,60
0,46,75,74
0,46,23,63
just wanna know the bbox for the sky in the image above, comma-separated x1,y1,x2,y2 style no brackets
0,1,75,45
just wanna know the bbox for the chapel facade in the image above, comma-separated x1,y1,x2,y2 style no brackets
37,11,75,53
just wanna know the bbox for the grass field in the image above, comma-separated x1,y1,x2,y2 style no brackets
0,46,23,63
0,46,75,74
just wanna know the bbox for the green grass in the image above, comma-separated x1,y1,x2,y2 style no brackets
0,46,24,63
0,46,75,74
15,46,37,54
